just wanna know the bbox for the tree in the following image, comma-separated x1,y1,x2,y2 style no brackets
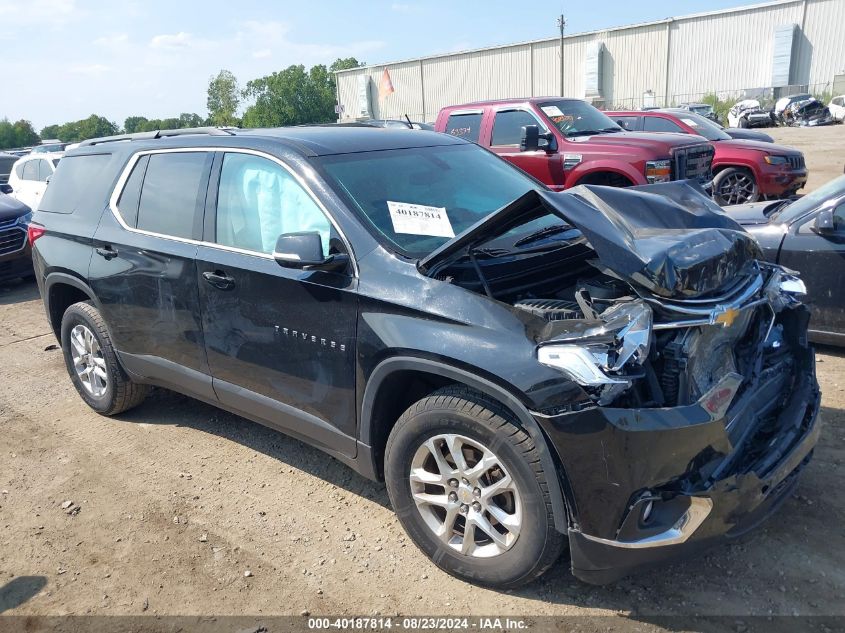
40,124,60,140
0,119,40,149
241,58,363,128
207,69,240,126
124,116,149,134
178,112,204,128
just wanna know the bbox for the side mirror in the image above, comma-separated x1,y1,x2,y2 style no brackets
0,184,12,195
813,209,835,234
520,125,556,152
273,231,350,273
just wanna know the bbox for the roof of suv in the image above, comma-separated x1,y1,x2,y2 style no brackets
443,97,580,108
73,126,463,158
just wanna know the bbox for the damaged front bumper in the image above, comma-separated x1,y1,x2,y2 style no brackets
534,315,820,584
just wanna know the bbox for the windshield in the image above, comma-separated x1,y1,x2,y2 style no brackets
672,111,731,141
774,174,845,223
317,143,545,258
689,105,713,115
537,100,621,137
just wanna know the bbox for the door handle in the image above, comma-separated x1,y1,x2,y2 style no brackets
203,270,235,290
95,246,118,260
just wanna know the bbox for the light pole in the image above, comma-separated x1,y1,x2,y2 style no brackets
558,14,566,97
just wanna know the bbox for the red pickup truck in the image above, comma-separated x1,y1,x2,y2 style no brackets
434,98,714,191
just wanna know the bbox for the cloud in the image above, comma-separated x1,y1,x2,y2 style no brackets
93,33,128,48
390,2,421,14
69,63,111,75
252,49,272,59
150,31,194,50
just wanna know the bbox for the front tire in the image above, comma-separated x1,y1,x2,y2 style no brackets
712,167,759,206
60,301,149,415
384,387,565,588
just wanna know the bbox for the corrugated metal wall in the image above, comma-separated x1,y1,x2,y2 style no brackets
335,0,845,121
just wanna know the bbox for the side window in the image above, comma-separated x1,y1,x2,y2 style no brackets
834,202,845,231
444,113,482,143
22,160,38,181
14,162,25,179
491,110,545,146
831,97,842,106
643,116,684,133
614,116,639,131
215,153,331,256
36,159,51,182
115,155,150,227
136,152,209,239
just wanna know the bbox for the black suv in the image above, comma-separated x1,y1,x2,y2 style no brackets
31,126,820,587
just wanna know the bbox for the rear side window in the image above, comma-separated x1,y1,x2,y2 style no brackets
22,160,38,181
643,116,684,133
115,155,150,227
491,110,544,146
444,113,482,142
36,159,52,182
39,153,114,215
136,152,210,239
614,116,639,131
14,163,25,179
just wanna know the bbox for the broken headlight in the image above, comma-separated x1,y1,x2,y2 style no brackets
537,301,653,399
645,159,672,184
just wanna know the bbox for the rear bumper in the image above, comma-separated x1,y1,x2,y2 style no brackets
535,316,820,584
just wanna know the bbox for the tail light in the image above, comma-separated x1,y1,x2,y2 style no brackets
27,224,46,247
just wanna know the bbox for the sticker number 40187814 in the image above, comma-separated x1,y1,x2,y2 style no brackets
387,201,455,238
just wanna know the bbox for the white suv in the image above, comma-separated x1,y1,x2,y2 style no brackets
8,152,62,210
829,96,845,123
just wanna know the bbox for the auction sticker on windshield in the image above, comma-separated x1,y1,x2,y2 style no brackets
541,105,564,117
387,201,455,237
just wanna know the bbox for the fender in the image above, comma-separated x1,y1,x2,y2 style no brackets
566,160,643,188
360,356,573,532
43,271,102,337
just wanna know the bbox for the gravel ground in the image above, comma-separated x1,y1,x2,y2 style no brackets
1,126,844,624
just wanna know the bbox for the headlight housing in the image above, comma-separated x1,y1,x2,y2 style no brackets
645,159,672,184
537,301,653,403
763,155,788,165
16,211,33,226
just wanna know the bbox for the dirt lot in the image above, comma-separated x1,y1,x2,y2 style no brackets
1,126,844,625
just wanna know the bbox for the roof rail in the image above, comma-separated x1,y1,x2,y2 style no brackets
78,126,237,147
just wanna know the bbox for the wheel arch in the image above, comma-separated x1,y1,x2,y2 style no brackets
573,167,638,188
44,273,100,340
360,356,574,532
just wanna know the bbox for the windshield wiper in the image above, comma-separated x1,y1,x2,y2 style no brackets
566,130,602,137
600,127,622,133
513,224,570,247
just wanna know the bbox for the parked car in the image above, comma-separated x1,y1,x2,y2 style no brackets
677,102,720,124
726,174,845,346
0,192,33,282
7,152,62,210
606,109,807,205
782,98,835,127
829,95,845,122
30,126,819,587
774,93,812,124
355,119,434,130
721,127,775,143
31,140,69,154
435,98,714,191
728,99,775,128
0,152,19,185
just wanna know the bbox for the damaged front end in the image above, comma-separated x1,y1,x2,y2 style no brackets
420,181,821,583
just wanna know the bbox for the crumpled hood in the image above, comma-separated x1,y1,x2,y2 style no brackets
419,181,762,300
0,193,30,223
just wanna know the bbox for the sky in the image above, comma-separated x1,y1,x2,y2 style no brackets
1,0,765,131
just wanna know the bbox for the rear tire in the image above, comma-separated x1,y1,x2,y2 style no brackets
60,301,149,415
384,386,565,588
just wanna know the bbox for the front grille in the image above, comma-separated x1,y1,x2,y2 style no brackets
0,225,26,255
672,144,714,182
788,154,805,170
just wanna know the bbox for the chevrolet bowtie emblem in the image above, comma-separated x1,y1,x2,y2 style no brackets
715,307,741,327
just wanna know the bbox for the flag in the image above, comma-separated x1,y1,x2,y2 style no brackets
378,68,395,101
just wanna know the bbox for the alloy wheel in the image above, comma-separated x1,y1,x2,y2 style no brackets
69,324,108,398
717,172,757,205
409,433,522,558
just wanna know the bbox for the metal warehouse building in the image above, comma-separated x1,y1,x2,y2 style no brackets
335,0,845,121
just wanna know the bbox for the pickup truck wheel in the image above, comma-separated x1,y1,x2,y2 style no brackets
60,301,149,416
713,167,759,205
384,386,565,588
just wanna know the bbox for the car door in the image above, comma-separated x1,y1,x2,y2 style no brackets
777,200,845,335
488,108,562,188
16,159,39,209
196,150,358,456
32,159,53,210
89,149,215,400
